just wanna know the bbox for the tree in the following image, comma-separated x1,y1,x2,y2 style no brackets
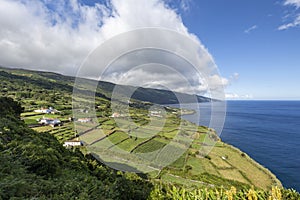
0,97,24,118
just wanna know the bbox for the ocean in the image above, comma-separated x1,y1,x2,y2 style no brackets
179,101,300,191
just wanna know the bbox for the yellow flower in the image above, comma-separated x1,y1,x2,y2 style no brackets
247,187,257,200
225,190,233,200
215,189,220,200
230,186,237,195
269,186,282,200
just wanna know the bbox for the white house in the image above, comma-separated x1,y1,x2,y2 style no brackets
63,139,82,147
111,112,120,118
34,107,59,114
77,118,92,123
34,108,50,113
149,110,162,118
39,117,61,127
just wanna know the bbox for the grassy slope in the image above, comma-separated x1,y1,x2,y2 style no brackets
1,98,299,199
0,67,282,190
0,97,154,199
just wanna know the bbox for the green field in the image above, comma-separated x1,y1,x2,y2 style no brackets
133,137,167,153
0,67,282,191
29,110,280,190
34,122,76,143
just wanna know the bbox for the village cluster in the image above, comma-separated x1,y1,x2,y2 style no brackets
32,106,165,148
34,107,93,127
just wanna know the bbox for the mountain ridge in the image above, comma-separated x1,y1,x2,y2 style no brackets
0,66,211,104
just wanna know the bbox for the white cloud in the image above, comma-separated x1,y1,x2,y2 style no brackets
279,0,300,30
230,72,239,81
244,25,258,34
225,93,239,99
224,72,239,86
0,0,227,95
0,0,191,72
225,93,253,100
103,66,208,94
284,0,300,8
278,15,300,30
0,0,107,74
180,0,192,12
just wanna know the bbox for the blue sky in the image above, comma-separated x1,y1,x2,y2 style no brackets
0,0,299,100
177,0,300,100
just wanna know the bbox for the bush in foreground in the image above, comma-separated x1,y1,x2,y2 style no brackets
149,184,300,200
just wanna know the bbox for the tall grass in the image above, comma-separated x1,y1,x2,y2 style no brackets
148,184,300,200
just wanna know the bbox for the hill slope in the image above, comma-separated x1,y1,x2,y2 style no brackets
0,67,282,192
2,97,300,199
0,97,153,199
0,66,211,104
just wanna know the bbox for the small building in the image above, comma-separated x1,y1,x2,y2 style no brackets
63,139,82,147
77,118,92,123
34,107,59,114
111,112,120,118
149,110,162,118
221,156,228,160
39,117,62,127
34,108,50,113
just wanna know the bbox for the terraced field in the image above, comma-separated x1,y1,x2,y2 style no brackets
1,67,283,194
33,123,76,143
23,106,280,190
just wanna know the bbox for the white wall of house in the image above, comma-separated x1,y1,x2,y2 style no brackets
63,141,81,147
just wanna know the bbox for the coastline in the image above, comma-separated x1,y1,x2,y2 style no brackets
167,103,283,189
222,142,282,188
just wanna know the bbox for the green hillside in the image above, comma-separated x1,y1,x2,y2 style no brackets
0,66,211,104
1,67,299,199
0,97,153,199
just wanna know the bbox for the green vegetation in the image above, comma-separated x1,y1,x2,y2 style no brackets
1,97,300,199
1,67,300,199
0,97,153,199
149,184,300,200
0,66,210,105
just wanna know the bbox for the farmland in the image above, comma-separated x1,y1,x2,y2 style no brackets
0,67,282,191
22,102,280,190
